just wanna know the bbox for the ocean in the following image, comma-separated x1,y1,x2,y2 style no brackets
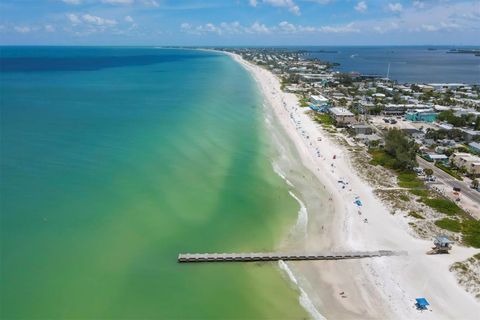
0,47,309,319
300,46,480,84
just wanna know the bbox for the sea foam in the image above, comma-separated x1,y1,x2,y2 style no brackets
278,260,326,320
288,191,308,237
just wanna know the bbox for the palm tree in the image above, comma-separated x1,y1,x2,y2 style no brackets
472,179,479,190
424,168,433,178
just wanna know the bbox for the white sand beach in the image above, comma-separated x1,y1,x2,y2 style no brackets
226,51,480,319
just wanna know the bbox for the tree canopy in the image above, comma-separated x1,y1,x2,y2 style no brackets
384,129,418,170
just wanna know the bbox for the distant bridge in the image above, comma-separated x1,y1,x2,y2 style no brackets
178,250,406,263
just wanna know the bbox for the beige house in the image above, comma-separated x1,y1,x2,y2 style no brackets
450,152,480,175
329,107,356,126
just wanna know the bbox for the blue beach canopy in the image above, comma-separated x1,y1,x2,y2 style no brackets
415,298,429,309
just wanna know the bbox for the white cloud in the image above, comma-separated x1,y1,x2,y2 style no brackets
124,15,134,23
355,1,367,13
180,20,343,36
180,22,221,35
101,0,134,4
249,0,258,7
412,1,425,9
360,1,479,34
278,21,297,32
62,0,82,5
14,26,31,33
387,2,403,13
248,21,271,33
220,21,243,34
305,0,334,3
421,24,438,32
319,22,359,33
82,14,117,26
373,21,399,33
44,25,56,32
262,0,301,15
141,0,159,7
67,13,82,24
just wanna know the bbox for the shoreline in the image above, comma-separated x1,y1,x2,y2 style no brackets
223,50,480,319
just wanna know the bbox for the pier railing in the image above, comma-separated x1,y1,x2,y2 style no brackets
178,250,406,263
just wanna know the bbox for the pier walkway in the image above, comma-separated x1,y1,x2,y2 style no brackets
178,250,405,263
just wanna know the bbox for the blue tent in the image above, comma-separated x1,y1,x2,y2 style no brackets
415,298,429,310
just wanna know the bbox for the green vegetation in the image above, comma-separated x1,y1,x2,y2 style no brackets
462,220,480,248
435,218,480,248
424,168,433,177
435,162,463,180
471,179,478,190
397,172,424,188
422,198,463,215
334,73,354,86
384,129,417,170
409,189,430,197
314,114,333,126
368,149,397,168
366,130,479,248
408,211,425,219
437,109,479,128
435,218,462,232
299,97,309,107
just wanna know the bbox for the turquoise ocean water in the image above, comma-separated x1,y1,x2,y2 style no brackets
0,47,309,319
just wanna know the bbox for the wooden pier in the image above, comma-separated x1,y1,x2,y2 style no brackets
178,250,405,263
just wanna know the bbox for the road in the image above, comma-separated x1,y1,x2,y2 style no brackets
416,156,480,205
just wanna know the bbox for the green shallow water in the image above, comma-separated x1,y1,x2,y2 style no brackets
0,47,309,319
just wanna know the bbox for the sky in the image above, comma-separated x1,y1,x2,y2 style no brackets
0,0,479,45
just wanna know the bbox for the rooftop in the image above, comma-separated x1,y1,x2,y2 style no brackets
329,107,354,116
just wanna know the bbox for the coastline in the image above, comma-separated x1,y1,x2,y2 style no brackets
223,50,480,319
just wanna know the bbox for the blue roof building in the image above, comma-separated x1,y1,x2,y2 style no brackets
405,109,437,123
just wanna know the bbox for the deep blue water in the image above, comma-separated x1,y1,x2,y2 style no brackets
298,46,480,84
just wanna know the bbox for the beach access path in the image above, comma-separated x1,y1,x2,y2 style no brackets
224,51,480,320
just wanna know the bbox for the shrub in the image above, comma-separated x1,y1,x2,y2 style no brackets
409,189,430,197
397,172,424,188
435,218,462,232
368,149,396,169
314,114,333,126
422,198,463,216
435,162,463,181
462,220,480,248
409,211,425,219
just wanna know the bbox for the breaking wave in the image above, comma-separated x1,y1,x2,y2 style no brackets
278,260,326,320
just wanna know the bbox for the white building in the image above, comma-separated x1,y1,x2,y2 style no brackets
329,107,356,126
450,152,480,175
310,94,329,106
